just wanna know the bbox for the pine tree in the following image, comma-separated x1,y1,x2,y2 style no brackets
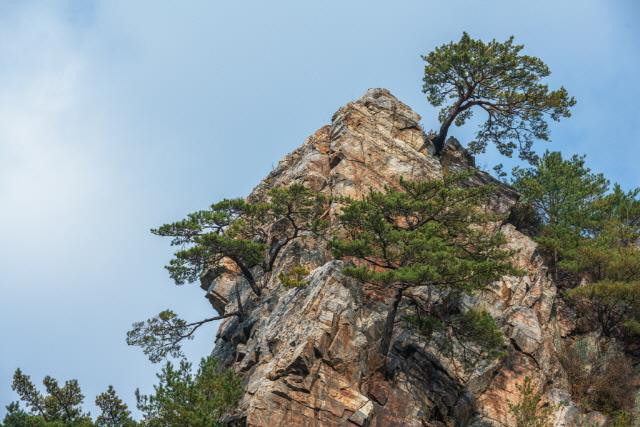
135,357,242,427
422,33,575,160
567,281,640,339
331,173,518,357
152,184,326,296
511,151,608,280
6,369,94,426
95,386,136,427
130,184,327,362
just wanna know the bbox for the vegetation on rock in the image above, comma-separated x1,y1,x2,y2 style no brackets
8,33,638,426
331,172,519,357
135,357,242,427
151,184,327,296
126,309,235,363
510,150,640,420
567,281,640,339
508,377,554,427
278,264,311,288
559,340,637,418
511,151,609,280
128,184,327,362
422,32,575,160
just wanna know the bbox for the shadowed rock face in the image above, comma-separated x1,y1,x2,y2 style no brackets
205,89,603,426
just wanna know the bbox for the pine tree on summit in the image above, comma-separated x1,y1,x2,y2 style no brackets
422,32,575,161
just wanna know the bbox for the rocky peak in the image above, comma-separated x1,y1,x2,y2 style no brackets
205,89,602,426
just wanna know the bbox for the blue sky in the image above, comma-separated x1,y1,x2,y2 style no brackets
0,0,638,418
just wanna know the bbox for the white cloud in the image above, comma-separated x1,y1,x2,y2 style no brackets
0,3,117,280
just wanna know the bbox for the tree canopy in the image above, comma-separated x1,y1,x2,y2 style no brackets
422,32,575,161
331,173,518,358
130,184,328,363
152,184,327,296
3,357,241,427
3,370,126,427
135,357,242,427
510,151,640,346
511,151,609,278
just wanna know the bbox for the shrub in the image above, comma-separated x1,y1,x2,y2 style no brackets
508,377,554,427
278,265,311,288
136,356,243,427
559,342,636,416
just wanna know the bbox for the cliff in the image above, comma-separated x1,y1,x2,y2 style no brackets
203,89,604,426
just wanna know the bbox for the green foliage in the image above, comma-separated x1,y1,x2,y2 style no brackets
512,151,608,270
2,402,52,427
512,151,608,229
332,174,516,292
447,309,505,359
331,173,518,356
135,184,327,362
4,371,130,427
406,308,506,366
566,281,640,338
152,184,326,296
576,186,640,282
278,265,311,288
95,386,136,427
511,152,640,283
422,32,575,160
610,411,634,427
127,310,190,363
561,233,640,283
4,358,241,427
507,201,542,236
508,377,554,427
513,150,640,347
135,357,243,427
126,310,233,363
9,369,91,425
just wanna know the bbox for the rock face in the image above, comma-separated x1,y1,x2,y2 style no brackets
205,89,601,426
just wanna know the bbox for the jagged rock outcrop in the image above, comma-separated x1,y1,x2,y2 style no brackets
204,89,603,426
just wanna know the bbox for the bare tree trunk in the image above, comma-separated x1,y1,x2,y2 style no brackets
379,287,404,356
432,90,475,155
230,255,262,297
234,286,244,321
433,120,453,155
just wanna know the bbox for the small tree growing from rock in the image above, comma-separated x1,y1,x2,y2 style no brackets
511,151,609,281
422,32,575,161
126,309,239,363
508,377,554,427
151,184,327,296
331,172,518,357
129,184,327,362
